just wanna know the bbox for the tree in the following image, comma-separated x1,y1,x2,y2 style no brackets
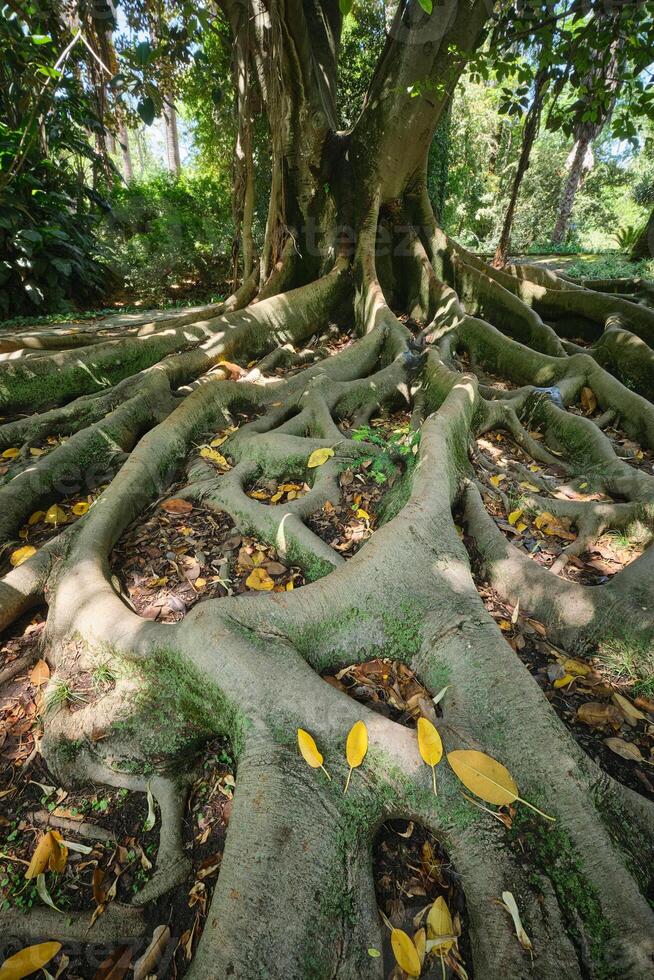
2,2,654,979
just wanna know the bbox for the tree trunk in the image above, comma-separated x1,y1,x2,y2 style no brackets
551,135,591,244
493,69,548,268
118,118,133,183
163,98,181,174
1,3,654,980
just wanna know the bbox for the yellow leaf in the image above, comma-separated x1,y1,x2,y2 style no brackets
448,749,554,821
245,568,274,591
307,447,334,468
27,511,44,526
580,386,597,413
297,729,330,779
210,435,229,447
390,929,421,977
413,928,426,966
0,942,62,980
490,474,506,487
71,501,89,516
346,720,368,768
297,729,323,768
356,509,369,520
195,578,206,588
508,508,523,526
528,464,541,472
417,718,442,766
200,446,230,468
285,580,294,591
553,674,575,688
25,830,67,879
44,505,66,526
447,749,518,807
427,896,454,953
519,482,540,491
10,546,36,568
417,717,442,796
270,492,284,503
343,720,367,793
516,521,528,533
562,658,590,677
248,490,269,500
1,448,19,459
498,619,512,631
29,447,45,458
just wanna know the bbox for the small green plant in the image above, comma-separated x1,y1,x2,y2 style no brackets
351,423,420,484
46,681,87,712
92,662,118,690
614,222,646,253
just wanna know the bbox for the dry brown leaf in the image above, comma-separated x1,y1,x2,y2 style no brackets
133,925,170,980
576,702,623,730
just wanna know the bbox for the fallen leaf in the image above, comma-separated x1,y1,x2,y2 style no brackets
490,474,506,487
390,928,421,977
612,692,647,725
576,702,622,730
36,873,63,912
604,737,645,762
501,890,533,951
508,508,523,526
580,386,597,414
245,567,274,591
417,717,442,795
344,720,368,793
28,511,44,525
297,729,330,779
133,925,170,980
1,448,19,459
427,895,454,952
0,942,62,980
143,784,156,832
160,498,193,515
29,660,50,686
307,447,335,468
44,505,66,526
92,946,132,980
25,831,67,878
448,749,554,820
10,546,36,567
199,447,230,468
71,501,90,516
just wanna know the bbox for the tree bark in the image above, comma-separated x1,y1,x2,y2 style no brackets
551,134,592,244
163,98,181,174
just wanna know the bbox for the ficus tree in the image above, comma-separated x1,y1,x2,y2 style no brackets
1,1,654,979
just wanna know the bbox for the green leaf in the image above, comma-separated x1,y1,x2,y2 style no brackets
339,0,353,15
417,0,433,11
137,96,156,126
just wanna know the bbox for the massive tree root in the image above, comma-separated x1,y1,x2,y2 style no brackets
1,197,654,979
2,1,654,977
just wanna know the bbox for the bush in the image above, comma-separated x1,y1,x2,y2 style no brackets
102,172,232,304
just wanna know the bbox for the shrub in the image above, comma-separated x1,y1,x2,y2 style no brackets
102,172,232,304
